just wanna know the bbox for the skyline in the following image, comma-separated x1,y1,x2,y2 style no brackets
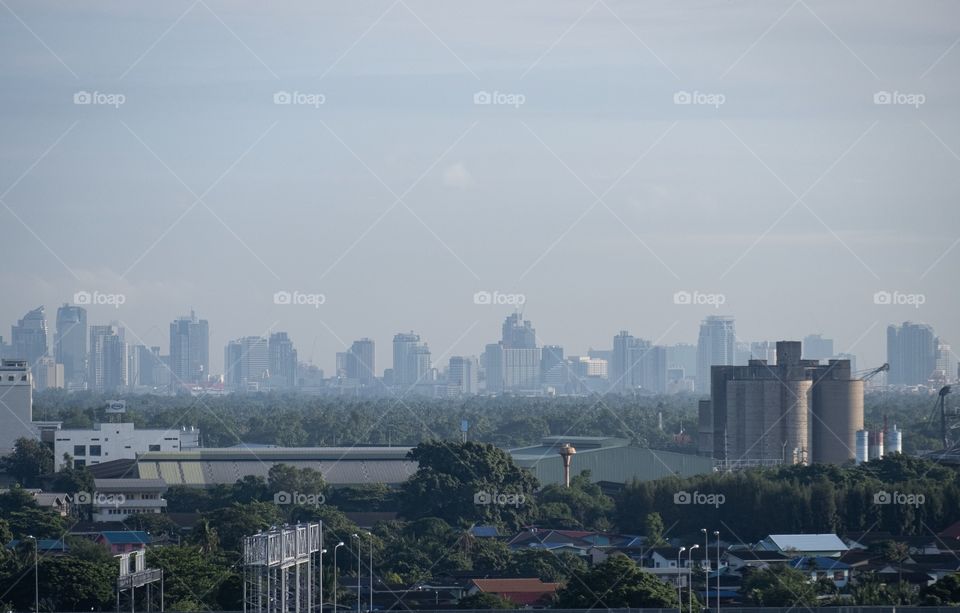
3,299,952,389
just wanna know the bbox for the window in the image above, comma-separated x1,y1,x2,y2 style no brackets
74,445,86,456
89,445,101,456
74,459,86,468
834,571,845,581
149,445,161,452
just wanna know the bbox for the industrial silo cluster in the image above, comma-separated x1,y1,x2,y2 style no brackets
700,341,868,467
855,424,903,464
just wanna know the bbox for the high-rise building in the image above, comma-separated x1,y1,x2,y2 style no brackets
55,304,87,385
0,360,35,454
448,356,478,395
345,338,375,385
749,341,777,364
268,332,298,389
11,306,48,367
502,313,536,348
803,334,834,360
224,336,269,392
610,331,666,393
169,311,209,386
696,316,736,393
130,345,162,388
540,345,566,388
887,322,938,386
88,325,127,392
392,332,430,388
666,343,697,378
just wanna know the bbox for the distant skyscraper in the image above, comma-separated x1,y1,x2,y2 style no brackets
803,334,834,360
11,306,48,367
392,332,430,388
448,356,478,395
345,338,375,385
696,316,736,393
169,311,209,386
502,313,536,348
540,345,566,387
88,325,127,392
224,336,269,392
750,341,777,364
55,304,87,385
887,322,937,386
268,332,298,389
130,345,161,388
666,343,697,379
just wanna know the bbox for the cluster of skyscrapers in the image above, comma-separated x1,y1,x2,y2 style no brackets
0,301,954,396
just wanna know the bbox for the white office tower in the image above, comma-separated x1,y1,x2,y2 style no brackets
0,360,37,454
855,430,869,464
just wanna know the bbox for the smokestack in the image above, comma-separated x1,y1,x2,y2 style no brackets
558,443,577,488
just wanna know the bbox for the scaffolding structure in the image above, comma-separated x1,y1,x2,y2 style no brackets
243,523,321,613
115,550,163,613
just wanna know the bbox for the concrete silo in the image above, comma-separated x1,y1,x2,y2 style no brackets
811,378,864,464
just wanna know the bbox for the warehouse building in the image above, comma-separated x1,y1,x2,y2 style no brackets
509,436,714,488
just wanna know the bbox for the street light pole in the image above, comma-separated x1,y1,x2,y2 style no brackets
351,534,360,613
713,531,721,613
366,533,373,613
688,544,700,613
677,546,685,613
320,549,327,613
700,529,708,611
27,535,38,613
333,542,344,612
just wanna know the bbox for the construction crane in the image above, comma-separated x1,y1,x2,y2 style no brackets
856,363,890,382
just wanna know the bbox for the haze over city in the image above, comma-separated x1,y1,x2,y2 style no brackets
1,0,959,375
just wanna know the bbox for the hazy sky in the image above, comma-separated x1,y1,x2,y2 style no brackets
1,0,958,375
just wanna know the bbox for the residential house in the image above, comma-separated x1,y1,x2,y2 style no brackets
466,578,561,607
788,556,851,588
756,534,848,558
96,531,151,554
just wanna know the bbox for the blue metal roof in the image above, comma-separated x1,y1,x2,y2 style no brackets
98,531,151,544
789,556,851,570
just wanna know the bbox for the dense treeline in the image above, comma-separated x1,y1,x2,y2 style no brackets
618,455,960,541
33,389,702,450
33,389,948,453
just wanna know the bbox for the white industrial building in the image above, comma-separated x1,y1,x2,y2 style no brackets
0,360,40,454
90,478,168,522
54,422,201,471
